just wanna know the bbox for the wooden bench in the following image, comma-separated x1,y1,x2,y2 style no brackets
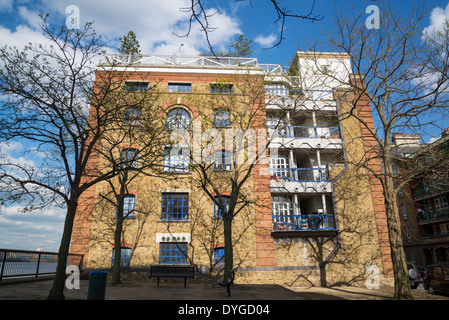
149,265,195,287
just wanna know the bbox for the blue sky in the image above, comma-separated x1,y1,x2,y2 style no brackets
0,0,447,65
0,0,449,252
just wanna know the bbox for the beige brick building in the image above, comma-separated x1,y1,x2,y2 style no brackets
70,52,394,287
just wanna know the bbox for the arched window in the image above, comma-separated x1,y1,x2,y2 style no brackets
166,108,191,130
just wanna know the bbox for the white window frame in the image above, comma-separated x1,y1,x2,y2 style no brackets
165,108,191,130
435,198,443,211
440,223,449,235
269,153,291,181
265,83,287,96
442,196,448,210
401,204,408,220
122,148,139,169
163,147,189,173
406,229,412,242
409,250,415,263
427,200,433,213
213,149,232,171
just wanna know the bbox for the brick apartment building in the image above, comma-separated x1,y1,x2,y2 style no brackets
69,51,394,287
393,131,449,268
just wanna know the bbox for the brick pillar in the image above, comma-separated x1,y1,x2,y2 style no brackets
253,162,275,267
251,90,275,267
350,74,393,277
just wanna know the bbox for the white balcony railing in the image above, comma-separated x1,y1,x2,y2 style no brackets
265,89,334,101
268,125,340,139
270,168,329,182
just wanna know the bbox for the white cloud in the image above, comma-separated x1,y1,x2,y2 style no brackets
0,1,241,57
0,205,65,251
37,0,241,55
0,141,36,168
255,33,277,47
17,6,42,29
423,2,449,36
0,0,13,11
0,24,49,50
428,136,439,144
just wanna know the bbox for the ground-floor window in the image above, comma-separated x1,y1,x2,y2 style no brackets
159,242,188,264
112,247,132,267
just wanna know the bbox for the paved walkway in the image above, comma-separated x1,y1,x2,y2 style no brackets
0,277,448,300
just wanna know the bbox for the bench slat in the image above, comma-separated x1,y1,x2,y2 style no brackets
149,265,195,287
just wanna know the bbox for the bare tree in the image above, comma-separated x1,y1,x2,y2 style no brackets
0,16,144,299
303,2,449,299
96,83,167,285
177,0,323,55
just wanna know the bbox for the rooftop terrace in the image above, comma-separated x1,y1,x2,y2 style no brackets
101,54,286,75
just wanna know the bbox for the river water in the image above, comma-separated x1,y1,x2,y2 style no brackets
1,261,59,278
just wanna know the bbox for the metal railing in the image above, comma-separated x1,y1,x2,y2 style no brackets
102,54,292,76
417,209,449,224
265,89,334,101
258,64,286,75
411,182,449,200
0,249,84,281
272,214,335,231
420,232,449,239
268,125,340,139
270,168,329,182
103,54,260,67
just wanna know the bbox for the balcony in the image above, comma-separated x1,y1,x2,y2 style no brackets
417,209,449,225
265,89,336,111
412,181,449,200
268,125,342,150
272,214,337,237
104,54,260,67
268,125,340,139
419,231,449,239
270,168,332,194
270,168,328,182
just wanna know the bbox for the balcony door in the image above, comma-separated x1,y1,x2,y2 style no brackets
271,196,295,230
270,154,291,181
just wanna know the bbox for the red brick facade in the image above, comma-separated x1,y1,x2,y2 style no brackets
350,74,393,277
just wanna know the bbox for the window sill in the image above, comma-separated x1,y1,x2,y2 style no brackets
160,171,192,175
157,219,192,223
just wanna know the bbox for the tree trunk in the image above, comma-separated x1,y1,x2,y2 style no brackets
111,187,126,286
47,199,78,300
111,209,123,286
384,187,413,299
223,215,233,284
383,152,413,300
